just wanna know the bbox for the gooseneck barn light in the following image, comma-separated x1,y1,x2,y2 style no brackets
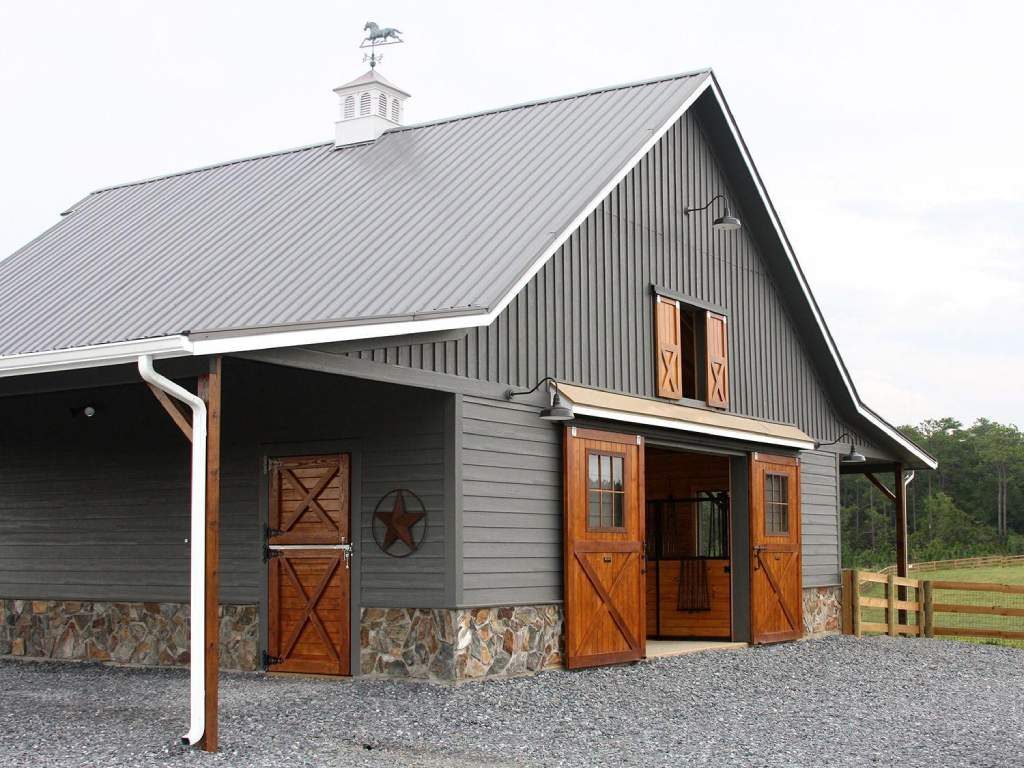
505,377,575,422
684,193,742,231
817,432,867,464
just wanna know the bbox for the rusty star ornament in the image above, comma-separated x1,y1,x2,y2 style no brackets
373,489,426,556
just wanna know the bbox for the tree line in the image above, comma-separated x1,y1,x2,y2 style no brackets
841,418,1024,569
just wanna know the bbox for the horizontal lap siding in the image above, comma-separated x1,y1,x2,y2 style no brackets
0,361,450,607
0,383,208,602
800,449,840,586
461,396,562,607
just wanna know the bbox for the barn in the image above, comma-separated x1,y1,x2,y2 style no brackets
0,67,935,747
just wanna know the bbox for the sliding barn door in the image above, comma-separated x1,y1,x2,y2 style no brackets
564,427,645,669
750,453,802,644
267,454,352,675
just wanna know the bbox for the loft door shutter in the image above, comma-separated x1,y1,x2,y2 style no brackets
654,295,682,399
705,311,729,408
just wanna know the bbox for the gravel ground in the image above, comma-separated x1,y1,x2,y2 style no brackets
1,635,1022,768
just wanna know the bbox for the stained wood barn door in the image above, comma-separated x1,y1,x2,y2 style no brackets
749,453,802,644
267,454,351,675
564,427,645,669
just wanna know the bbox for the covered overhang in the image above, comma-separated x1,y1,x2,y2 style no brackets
557,383,816,452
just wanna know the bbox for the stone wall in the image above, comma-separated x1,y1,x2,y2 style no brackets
360,604,563,681
802,586,842,635
0,599,259,671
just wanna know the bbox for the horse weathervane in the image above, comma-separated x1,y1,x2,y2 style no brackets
360,21,403,69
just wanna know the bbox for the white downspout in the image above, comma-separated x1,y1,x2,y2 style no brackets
138,354,206,746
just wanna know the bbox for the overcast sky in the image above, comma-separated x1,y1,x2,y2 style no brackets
1,1,1020,427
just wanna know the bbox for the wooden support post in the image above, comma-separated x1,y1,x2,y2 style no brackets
197,357,221,753
894,463,909,626
887,573,897,637
841,569,853,635
922,581,934,638
851,569,862,637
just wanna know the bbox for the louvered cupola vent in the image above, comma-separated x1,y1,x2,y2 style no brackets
333,69,410,147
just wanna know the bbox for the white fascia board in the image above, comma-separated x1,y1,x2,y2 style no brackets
704,79,937,470
571,404,817,451
0,336,193,378
188,311,486,356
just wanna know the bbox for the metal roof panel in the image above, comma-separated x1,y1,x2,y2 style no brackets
0,71,710,356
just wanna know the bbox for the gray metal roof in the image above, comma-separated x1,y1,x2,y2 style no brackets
0,70,710,357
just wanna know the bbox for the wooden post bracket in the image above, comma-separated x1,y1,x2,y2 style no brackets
864,472,896,503
146,382,193,441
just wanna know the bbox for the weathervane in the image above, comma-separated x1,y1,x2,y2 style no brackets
360,21,403,69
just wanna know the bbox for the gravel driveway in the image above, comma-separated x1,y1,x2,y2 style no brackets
2,635,1021,767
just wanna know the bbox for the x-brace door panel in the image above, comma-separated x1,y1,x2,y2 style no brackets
268,549,350,675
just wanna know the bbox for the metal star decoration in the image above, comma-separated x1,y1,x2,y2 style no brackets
374,490,425,552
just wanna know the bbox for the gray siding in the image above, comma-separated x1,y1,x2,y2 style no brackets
800,449,841,587
460,396,562,607
342,108,874,450
0,359,450,607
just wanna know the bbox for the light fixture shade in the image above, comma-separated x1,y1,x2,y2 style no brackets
712,211,742,231
841,443,866,464
539,391,574,421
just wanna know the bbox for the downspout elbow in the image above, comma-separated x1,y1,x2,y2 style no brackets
137,355,207,747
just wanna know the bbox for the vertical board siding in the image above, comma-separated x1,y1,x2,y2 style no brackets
799,449,841,586
460,396,562,607
341,110,871,450
0,360,450,607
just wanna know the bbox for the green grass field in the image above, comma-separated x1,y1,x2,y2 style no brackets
858,564,1024,649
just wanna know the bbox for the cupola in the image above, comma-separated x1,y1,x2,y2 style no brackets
333,69,410,147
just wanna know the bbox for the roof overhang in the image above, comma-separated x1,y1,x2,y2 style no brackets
559,383,816,451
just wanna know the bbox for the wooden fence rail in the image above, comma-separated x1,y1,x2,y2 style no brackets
842,569,1024,643
876,554,1024,576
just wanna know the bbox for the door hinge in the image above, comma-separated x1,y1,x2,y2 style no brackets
263,546,281,563
265,525,283,540
262,651,282,668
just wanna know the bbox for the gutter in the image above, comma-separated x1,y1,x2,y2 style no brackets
0,336,193,377
136,355,206,747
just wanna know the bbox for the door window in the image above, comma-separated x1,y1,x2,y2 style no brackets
587,451,625,530
764,472,789,535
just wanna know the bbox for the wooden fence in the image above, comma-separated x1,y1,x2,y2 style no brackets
842,569,1024,643
876,554,1024,576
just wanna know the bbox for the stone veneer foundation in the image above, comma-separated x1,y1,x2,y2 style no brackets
360,605,564,680
802,586,842,635
0,599,259,671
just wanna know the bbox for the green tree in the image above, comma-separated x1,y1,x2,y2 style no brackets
972,420,1023,538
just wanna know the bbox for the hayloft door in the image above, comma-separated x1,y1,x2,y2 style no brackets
266,454,352,675
564,427,645,669
750,453,802,644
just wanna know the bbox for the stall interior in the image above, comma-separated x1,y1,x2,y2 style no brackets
645,447,733,640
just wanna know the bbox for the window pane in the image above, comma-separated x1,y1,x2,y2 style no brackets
612,493,623,528
588,491,601,529
764,474,789,534
588,453,599,489
612,456,623,491
600,455,612,490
